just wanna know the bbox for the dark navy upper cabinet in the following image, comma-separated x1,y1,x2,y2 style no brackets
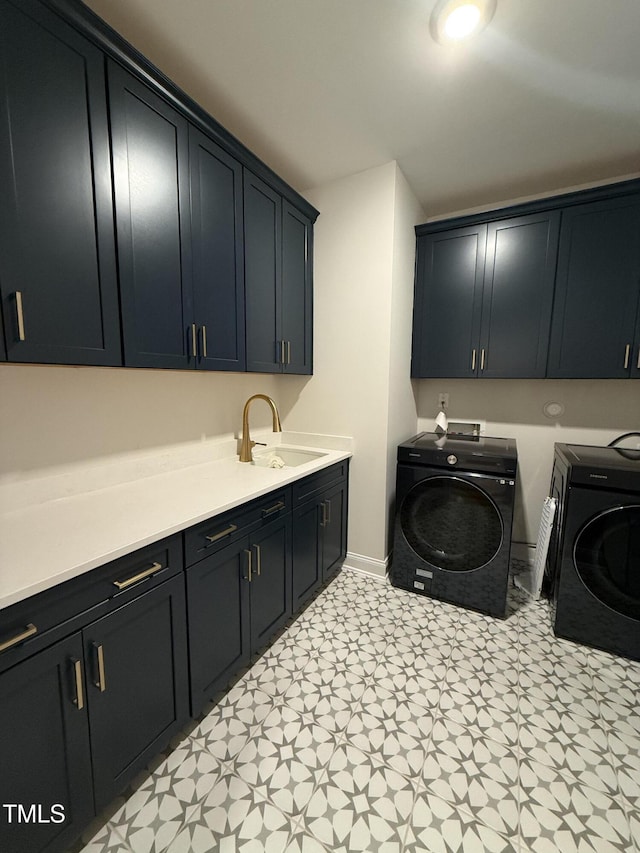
244,171,283,372
189,128,245,371
547,195,640,378
412,213,559,378
282,201,313,374
244,170,314,374
479,212,560,378
109,62,193,370
0,0,121,366
411,224,487,378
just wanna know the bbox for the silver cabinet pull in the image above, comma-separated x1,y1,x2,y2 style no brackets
244,549,252,582
480,348,486,371
205,523,237,544
94,644,106,692
471,349,476,371
73,659,85,710
320,501,327,528
0,623,37,654
624,343,631,369
113,561,162,590
191,323,197,358
325,499,331,524
15,291,26,341
637,347,640,370
286,341,291,365
202,325,207,358
253,544,262,576
279,340,285,364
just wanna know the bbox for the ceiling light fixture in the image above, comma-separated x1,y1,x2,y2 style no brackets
430,0,497,45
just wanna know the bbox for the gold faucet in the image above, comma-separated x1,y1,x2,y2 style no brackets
239,395,282,462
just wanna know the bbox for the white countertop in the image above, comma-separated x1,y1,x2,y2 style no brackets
0,433,352,610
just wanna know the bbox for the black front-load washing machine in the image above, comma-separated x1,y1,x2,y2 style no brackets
391,432,518,617
545,442,640,661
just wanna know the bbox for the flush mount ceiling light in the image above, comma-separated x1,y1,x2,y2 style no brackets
430,0,497,45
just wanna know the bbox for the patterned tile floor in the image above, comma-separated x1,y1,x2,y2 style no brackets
70,567,640,853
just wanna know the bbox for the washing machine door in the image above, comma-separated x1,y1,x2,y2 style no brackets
400,475,504,571
574,504,640,620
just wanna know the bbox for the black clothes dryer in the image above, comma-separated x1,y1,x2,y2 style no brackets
391,433,518,617
545,442,640,661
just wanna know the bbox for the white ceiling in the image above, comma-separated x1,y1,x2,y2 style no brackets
84,0,640,217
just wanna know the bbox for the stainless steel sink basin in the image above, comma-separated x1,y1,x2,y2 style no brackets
251,447,327,468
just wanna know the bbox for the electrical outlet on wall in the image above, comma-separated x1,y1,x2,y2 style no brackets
438,392,449,409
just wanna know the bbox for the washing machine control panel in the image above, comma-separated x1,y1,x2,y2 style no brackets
447,455,457,465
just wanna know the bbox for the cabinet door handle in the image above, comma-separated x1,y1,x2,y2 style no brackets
279,340,285,365
72,659,85,711
94,644,106,692
205,523,238,544
286,341,291,365
624,343,631,369
637,346,640,370
325,498,332,524
244,549,252,582
480,348,486,371
0,623,37,654
191,323,198,358
320,501,327,528
113,561,162,590
15,291,26,341
202,325,208,359
253,544,261,576
261,500,285,518
471,349,476,371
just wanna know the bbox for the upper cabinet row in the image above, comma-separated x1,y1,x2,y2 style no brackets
0,0,315,374
412,186,640,380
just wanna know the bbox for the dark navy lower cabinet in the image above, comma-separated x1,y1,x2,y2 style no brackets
0,536,188,853
292,465,349,611
186,513,292,717
0,634,94,853
84,574,189,810
0,0,121,367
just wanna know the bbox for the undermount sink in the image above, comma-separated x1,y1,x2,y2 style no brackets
251,447,327,468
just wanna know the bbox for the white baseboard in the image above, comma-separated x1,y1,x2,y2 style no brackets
511,541,536,567
342,551,388,579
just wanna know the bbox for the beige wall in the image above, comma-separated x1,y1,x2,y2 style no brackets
416,379,640,545
0,364,287,477
281,161,423,570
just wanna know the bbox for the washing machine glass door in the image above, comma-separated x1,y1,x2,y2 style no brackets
574,505,640,620
400,475,503,571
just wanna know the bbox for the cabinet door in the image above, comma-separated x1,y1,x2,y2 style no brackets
84,575,188,809
0,633,93,853
292,499,323,611
249,516,292,651
282,201,313,375
547,195,640,378
411,225,486,378
186,539,251,715
0,0,121,366
190,127,245,371
109,62,194,369
479,212,560,378
321,481,348,580
244,170,282,372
